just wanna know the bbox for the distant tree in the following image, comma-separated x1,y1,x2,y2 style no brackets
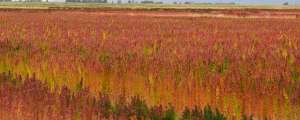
155,1,163,4
184,1,191,4
24,0,42,2
66,0,107,3
215,2,235,5
117,0,121,4
0,0,12,2
283,2,289,5
141,0,154,4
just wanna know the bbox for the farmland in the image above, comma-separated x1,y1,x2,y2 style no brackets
0,6,300,120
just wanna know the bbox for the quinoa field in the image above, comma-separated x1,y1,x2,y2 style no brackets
0,8,300,120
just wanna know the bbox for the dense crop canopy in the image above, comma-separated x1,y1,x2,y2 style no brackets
0,10,300,119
